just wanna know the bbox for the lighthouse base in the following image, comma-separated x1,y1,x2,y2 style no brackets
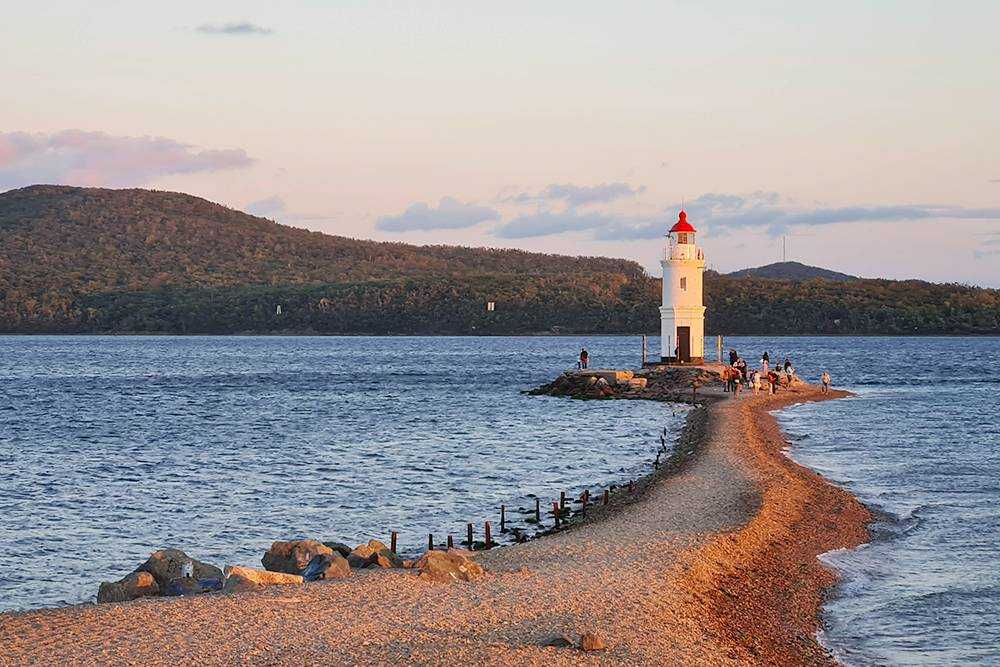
657,356,705,366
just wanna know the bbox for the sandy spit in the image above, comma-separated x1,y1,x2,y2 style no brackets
0,385,870,666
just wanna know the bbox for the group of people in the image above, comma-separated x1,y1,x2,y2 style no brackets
723,349,804,396
573,344,833,395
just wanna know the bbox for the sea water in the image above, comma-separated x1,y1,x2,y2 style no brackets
732,335,999,666
0,335,684,611
2,335,997,667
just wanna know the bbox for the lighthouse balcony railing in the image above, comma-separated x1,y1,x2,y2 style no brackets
664,246,704,261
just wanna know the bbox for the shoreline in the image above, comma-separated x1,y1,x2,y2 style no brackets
0,384,871,665
2,331,998,338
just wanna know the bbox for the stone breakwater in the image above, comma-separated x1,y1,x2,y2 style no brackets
0,371,870,665
529,365,734,403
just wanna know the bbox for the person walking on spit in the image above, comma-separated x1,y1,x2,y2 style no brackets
751,370,761,395
729,348,738,365
762,351,770,374
821,371,831,393
579,348,589,370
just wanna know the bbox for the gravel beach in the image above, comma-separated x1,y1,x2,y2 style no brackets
0,383,870,666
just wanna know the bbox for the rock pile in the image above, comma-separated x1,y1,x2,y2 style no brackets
528,366,721,402
97,539,488,604
97,548,223,603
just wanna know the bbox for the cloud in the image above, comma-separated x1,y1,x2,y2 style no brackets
196,22,273,35
491,190,1000,242
376,197,500,232
506,182,645,207
494,210,612,238
0,130,253,190
599,192,1000,240
246,195,285,218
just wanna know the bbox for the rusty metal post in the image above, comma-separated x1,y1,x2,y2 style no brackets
390,531,398,554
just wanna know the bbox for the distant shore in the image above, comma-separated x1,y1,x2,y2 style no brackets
0,381,870,665
3,331,998,338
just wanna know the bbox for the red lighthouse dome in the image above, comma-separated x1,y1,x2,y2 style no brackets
669,210,696,234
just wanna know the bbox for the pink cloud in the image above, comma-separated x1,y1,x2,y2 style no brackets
0,130,254,190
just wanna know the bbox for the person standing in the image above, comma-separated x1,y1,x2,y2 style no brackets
821,371,831,393
735,357,748,387
751,370,761,395
729,348,738,365
767,370,779,394
579,348,589,370
762,351,770,374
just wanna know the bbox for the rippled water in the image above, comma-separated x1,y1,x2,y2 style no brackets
733,335,1000,666
4,335,997,665
0,335,686,612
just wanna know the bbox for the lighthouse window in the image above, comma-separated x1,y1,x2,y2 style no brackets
680,277,687,291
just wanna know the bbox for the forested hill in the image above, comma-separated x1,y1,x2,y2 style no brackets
1,185,998,335
727,261,858,282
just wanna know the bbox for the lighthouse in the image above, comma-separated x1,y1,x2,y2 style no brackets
660,210,706,363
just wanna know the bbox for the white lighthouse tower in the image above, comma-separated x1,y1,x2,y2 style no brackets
660,210,706,363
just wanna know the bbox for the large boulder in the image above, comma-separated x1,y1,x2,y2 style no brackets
347,540,401,569
414,549,485,583
301,553,351,581
373,550,404,569
262,540,334,575
97,571,159,603
223,565,303,593
137,548,222,590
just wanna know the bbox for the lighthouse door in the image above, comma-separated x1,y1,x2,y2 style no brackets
677,327,691,362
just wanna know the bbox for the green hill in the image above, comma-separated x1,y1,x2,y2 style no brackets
727,261,858,282
1,185,997,335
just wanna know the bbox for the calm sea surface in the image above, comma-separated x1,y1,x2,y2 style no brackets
2,335,998,666
0,335,685,612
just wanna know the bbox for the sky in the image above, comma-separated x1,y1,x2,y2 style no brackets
2,1,999,286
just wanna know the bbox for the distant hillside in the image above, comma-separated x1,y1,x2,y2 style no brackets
1,185,998,335
727,261,857,281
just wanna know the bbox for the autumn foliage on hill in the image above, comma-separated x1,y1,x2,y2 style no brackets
1,185,997,334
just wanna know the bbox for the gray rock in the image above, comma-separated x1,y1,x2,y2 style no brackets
137,548,222,591
262,540,334,575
